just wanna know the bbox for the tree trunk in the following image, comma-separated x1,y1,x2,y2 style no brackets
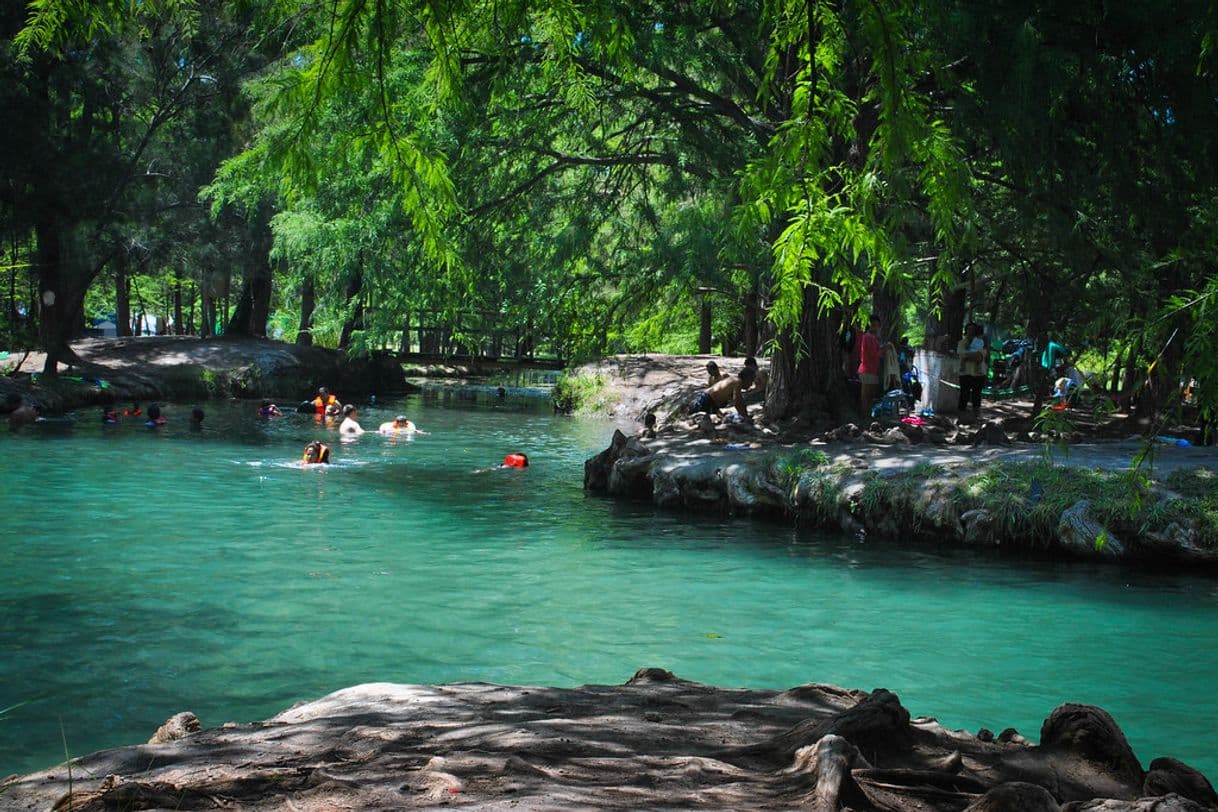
34,217,89,374
200,295,215,338
926,282,966,352
699,296,712,354
115,253,132,337
338,264,364,350
742,288,760,355
173,273,183,335
225,262,272,338
765,283,849,423
296,274,315,345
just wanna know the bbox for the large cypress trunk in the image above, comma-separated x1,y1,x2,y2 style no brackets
765,282,850,423
35,217,89,374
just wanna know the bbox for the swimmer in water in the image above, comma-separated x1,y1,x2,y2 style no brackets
339,403,365,435
474,452,529,473
378,415,424,435
302,440,331,464
5,393,38,427
258,399,282,417
145,404,167,427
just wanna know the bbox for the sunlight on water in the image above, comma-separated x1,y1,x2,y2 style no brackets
2,393,1217,779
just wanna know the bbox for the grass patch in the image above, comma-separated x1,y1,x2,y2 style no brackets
773,448,830,488
950,461,1217,549
552,372,612,414
1161,468,1218,547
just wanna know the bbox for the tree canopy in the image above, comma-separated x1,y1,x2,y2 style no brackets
3,0,1216,432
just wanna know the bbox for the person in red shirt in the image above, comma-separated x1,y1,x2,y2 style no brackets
858,321,882,418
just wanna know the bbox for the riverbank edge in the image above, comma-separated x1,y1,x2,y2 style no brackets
3,669,1216,810
584,429,1218,569
1,336,409,414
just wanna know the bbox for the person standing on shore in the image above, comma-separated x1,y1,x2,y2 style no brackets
858,322,882,418
957,322,988,417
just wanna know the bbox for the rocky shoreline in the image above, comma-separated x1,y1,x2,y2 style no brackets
568,354,1218,569
3,669,1215,811
584,427,1218,568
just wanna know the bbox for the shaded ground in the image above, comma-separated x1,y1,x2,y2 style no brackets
4,670,1214,811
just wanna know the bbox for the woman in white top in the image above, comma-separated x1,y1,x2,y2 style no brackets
339,404,365,435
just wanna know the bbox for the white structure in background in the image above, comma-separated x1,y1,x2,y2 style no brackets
91,315,161,337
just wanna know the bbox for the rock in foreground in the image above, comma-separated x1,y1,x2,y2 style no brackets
3,670,1214,811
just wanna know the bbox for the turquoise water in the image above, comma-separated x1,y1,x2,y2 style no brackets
2,394,1218,779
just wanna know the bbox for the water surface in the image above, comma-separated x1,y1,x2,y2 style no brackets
2,394,1216,779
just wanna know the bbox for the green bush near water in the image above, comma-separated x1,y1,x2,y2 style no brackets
552,373,611,415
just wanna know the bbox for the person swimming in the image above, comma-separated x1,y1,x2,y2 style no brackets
378,415,423,434
339,403,365,435
102,407,120,425
311,387,340,416
302,440,331,464
145,404,167,427
258,399,282,417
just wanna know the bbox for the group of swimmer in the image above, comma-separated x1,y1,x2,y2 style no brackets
100,402,197,428
274,387,427,465
7,384,528,471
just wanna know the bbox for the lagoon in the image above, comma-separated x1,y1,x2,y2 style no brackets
2,393,1216,779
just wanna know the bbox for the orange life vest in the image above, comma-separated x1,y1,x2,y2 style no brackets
312,394,337,415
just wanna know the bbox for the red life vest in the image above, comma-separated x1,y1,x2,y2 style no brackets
503,453,528,468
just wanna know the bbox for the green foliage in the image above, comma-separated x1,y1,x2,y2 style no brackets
551,372,610,415
773,447,830,488
7,0,1218,430
948,461,1216,549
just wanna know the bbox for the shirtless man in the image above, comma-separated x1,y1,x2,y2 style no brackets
687,365,756,421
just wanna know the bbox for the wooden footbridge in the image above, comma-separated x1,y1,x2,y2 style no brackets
396,311,566,370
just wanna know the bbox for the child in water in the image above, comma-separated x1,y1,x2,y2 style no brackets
302,440,331,464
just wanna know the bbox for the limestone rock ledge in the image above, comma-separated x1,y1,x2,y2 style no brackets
4,671,1214,811
583,430,1218,567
